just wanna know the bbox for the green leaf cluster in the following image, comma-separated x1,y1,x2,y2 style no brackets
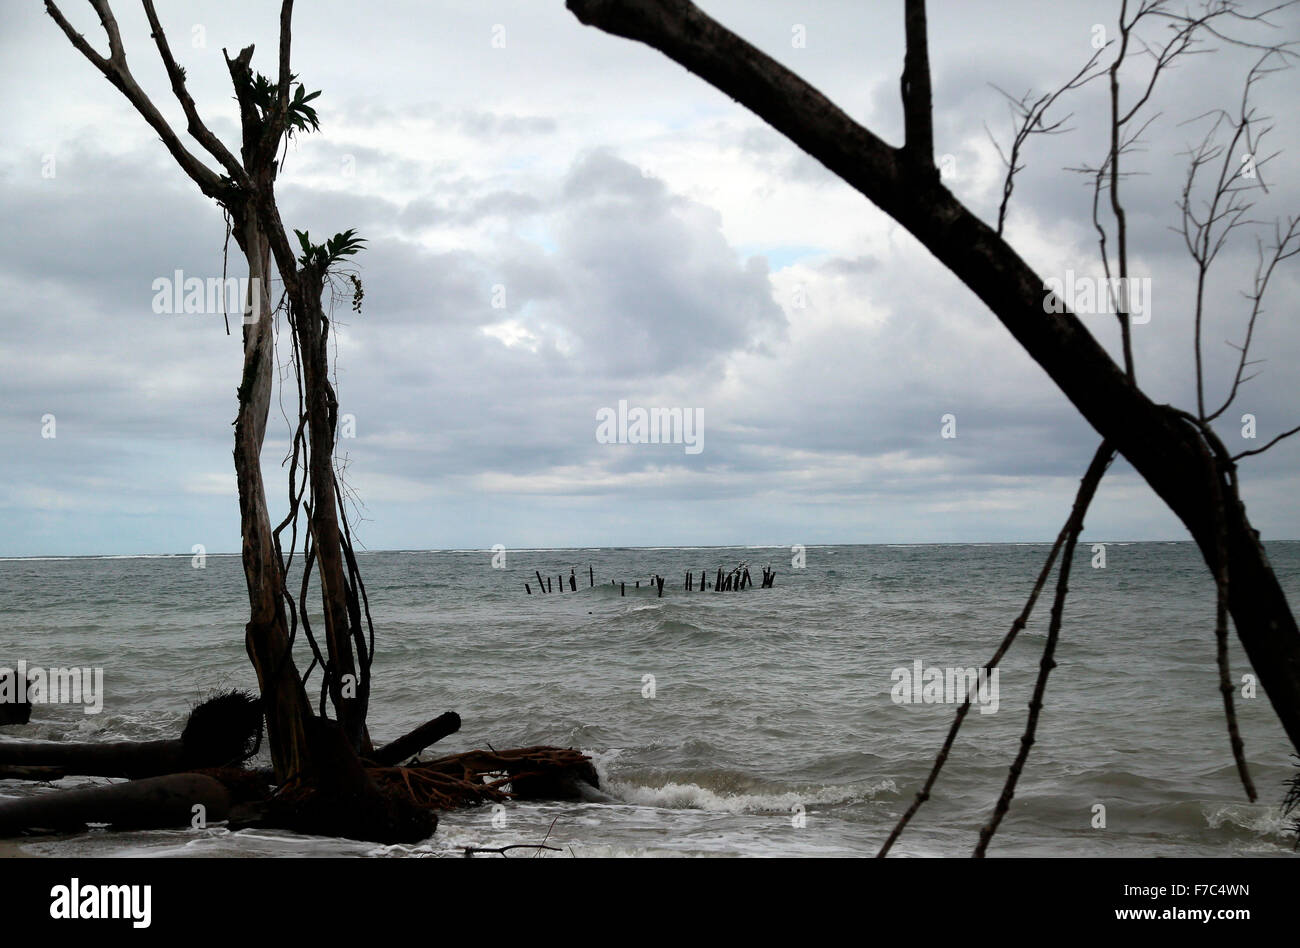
243,71,322,136
294,228,366,272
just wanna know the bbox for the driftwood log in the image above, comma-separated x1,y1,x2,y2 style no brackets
0,691,262,780
0,740,190,780
369,711,460,766
0,773,231,837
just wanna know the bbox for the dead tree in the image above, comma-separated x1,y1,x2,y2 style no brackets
45,0,373,779
35,1,609,844
567,0,1300,848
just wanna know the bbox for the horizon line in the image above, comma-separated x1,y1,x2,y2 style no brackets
4,538,1294,561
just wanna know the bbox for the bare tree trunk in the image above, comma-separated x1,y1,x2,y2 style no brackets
234,211,313,782
290,274,369,752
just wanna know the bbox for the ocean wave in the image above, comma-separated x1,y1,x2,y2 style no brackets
602,776,894,814
1203,803,1293,838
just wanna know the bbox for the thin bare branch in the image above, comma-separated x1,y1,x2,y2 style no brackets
1207,217,1300,421
990,45,1109,235
974,444,1115,856
1196,425,1257,800
44,0,227,200
876,441,1111,857
141,0,249,187
1232,422,1300,460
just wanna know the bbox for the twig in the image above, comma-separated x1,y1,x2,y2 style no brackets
1232,422,1300,460
463,844,562,858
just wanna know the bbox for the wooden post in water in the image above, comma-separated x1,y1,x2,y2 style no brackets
569,569,577,592
686,571,692,591
620,582,625,597
657,575,664,597
589,565,594,588
525,583,532,595
700,570,707,591
547,577,553,593
536,570,546,593
714,567,723,592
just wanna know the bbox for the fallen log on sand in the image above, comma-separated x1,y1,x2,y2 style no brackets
0,773,232,837
0,740,189,779
0,691,262,779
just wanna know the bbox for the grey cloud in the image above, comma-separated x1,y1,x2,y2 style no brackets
3,0,1298,553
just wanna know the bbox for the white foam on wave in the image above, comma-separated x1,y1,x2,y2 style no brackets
602,777,895,814
1204,802,1291,838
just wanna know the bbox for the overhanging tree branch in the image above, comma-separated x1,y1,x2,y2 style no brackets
565,0,1300,757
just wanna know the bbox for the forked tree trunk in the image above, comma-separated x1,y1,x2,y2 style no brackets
44,1,370,788
222,41,374,766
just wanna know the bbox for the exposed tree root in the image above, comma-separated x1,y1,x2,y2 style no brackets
370,746,600,810
224,743,597,842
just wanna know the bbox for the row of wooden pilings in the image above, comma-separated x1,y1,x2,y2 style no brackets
524,564,775,596
525,567,591,595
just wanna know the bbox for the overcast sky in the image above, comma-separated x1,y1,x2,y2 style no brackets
1,0,1298,555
